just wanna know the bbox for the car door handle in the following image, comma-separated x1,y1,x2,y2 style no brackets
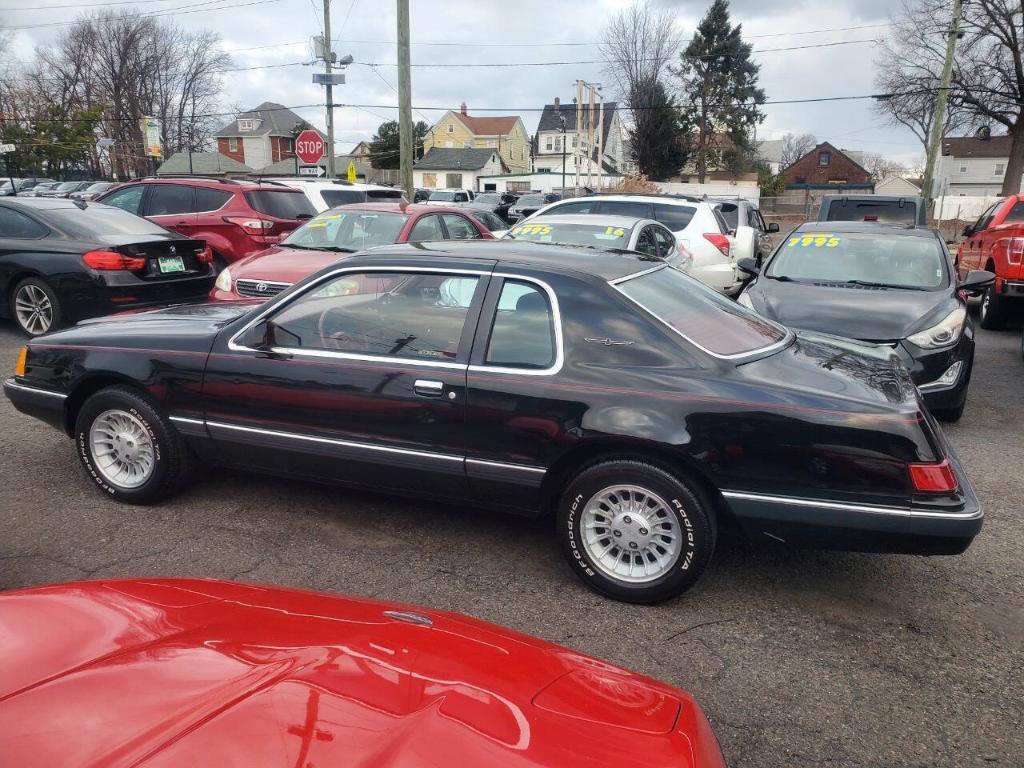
414,379,444,397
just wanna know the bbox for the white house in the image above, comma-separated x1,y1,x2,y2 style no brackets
413,148,507,191
874,176,922,196
934,134,1024,196
533,98,626,175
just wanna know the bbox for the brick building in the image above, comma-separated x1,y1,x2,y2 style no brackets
215,102,323,171
783,142,871,186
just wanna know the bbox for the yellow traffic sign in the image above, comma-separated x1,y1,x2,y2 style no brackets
347,161,357,182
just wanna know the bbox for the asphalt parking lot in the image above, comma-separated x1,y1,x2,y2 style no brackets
1,321,1021,767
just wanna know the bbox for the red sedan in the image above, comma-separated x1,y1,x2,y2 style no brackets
211,202,494,301
0,578,726,767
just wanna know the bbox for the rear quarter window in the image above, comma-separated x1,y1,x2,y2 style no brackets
244,189,317,220
652,203,696,231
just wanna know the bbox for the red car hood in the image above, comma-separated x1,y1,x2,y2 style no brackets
232,245,343,285
0,579,724,768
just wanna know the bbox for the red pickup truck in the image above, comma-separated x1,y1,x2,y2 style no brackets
958,195,1024,329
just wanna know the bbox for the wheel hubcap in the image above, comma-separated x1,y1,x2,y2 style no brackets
580,485,680,583
14,285,52,335
89,409,155,489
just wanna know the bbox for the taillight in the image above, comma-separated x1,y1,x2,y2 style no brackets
703,233,731,257
224,216,273,236
197,245,214,264
1007,236,1023,266
82,250,146,271
908,459,958,493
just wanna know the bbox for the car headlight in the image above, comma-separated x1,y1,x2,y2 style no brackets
906,306,966,348
736,291,755,310
214,266,232,292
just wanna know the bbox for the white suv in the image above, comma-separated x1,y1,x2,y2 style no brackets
521,194,741,294
425,189,476,204
273,178,404,212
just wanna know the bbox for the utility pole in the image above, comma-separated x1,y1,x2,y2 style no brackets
397,0,414,202
596,92,604,191
921,0,963,217
322,0,336,179
574,80,584,195
559,114,567,195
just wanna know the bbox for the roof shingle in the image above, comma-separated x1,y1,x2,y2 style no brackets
942,135,1013,158
536,102,618,146
215,102,318,138
414,147,503,171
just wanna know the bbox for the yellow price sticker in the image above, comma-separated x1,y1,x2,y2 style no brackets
787,234,840,248
604,226,626,237
513,224,551,236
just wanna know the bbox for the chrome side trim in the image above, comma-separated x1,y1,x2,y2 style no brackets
5,380,68,400
721,490,983,520
466,458,547,475
168,416,205,426
204,419,463,463
468,272,564,376
271,348,467,370
611,265,794,362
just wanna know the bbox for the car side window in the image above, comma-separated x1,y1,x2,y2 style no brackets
635,226,659,257
0,207,48,238
539,200,595,216
408,214,444,242
100,185,144,215
652,227,675,258
484,280,556,369
194,187,232,212
973,203,1000,233
267,271,482,362
1003,201,1024,224
651,203,696,231
441,214,480,240
145,184,194,216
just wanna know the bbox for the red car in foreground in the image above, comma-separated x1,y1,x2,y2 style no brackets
0,578,726,767
211,202,493,301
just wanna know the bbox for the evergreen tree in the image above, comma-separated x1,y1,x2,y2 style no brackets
672,0,765,183
368,120,428,169
631,79,690,181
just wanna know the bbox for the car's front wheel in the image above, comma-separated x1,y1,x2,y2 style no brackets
75,387,194,505
558,460,716,603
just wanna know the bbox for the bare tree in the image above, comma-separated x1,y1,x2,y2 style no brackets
873,0,975,152
860,152,909,180
599,1,687,179
779,132,816,169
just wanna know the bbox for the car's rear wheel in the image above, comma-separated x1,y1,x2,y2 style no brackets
558,459,716,603
75,387,194,505
12,277,62,337
979,283,1008,330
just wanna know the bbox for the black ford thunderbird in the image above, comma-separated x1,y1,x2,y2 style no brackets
4,241,982,603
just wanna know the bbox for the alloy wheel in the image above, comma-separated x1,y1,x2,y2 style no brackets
14,284,53,335
580,484,681,583
88,409,156,489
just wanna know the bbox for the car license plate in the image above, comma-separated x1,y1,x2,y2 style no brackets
158,256,185,274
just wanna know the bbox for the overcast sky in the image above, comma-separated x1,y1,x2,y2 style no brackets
5,0,926,166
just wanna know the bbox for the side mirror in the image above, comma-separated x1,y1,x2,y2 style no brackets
767,222,780,233
959,269,994,295
737,257,760,276
962,225,974,237
238,319,273,349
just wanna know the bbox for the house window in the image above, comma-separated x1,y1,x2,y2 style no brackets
423,173,437,188
238,119,253,131
571,136,577,148
994,162,1006,176
227,137,238,152
282,138,293,154
545,136,553,151
818,151,831,166
447,123,454,133
959,162,969,173
554,137,562,152
445,173,463,188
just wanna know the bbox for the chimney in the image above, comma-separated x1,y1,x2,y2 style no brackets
554,97,560,113
460,102,467,116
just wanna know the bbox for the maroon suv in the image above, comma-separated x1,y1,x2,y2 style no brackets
97,178,316,269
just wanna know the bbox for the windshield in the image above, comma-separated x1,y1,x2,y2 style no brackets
516,195,545,206
284,210,409,250
824,199,919,224
507,221,631,248
428,191,456,202
767,231,947,290
617,266,787,357
243,189,316,220
475,193,500,204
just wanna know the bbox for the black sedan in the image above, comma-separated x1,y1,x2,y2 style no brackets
0,197,215,336
4,242,982,603
737,223,993,422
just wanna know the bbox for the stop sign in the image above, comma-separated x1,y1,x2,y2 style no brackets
295,129,325,165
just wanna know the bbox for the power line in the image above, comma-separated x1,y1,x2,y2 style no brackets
4,0,188,10
0,0,282,29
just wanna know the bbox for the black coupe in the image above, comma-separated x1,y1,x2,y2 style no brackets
738,223,993,422
4,242,982,603
0,197,215,336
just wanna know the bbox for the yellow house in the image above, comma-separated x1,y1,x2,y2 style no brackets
422,103,530,173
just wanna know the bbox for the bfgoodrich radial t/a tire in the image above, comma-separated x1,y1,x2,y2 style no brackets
559,460,716,604
74,386,194,505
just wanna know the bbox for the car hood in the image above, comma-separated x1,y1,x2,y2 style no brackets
0,579,718,767
746,279,954,342
231,245,344,285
